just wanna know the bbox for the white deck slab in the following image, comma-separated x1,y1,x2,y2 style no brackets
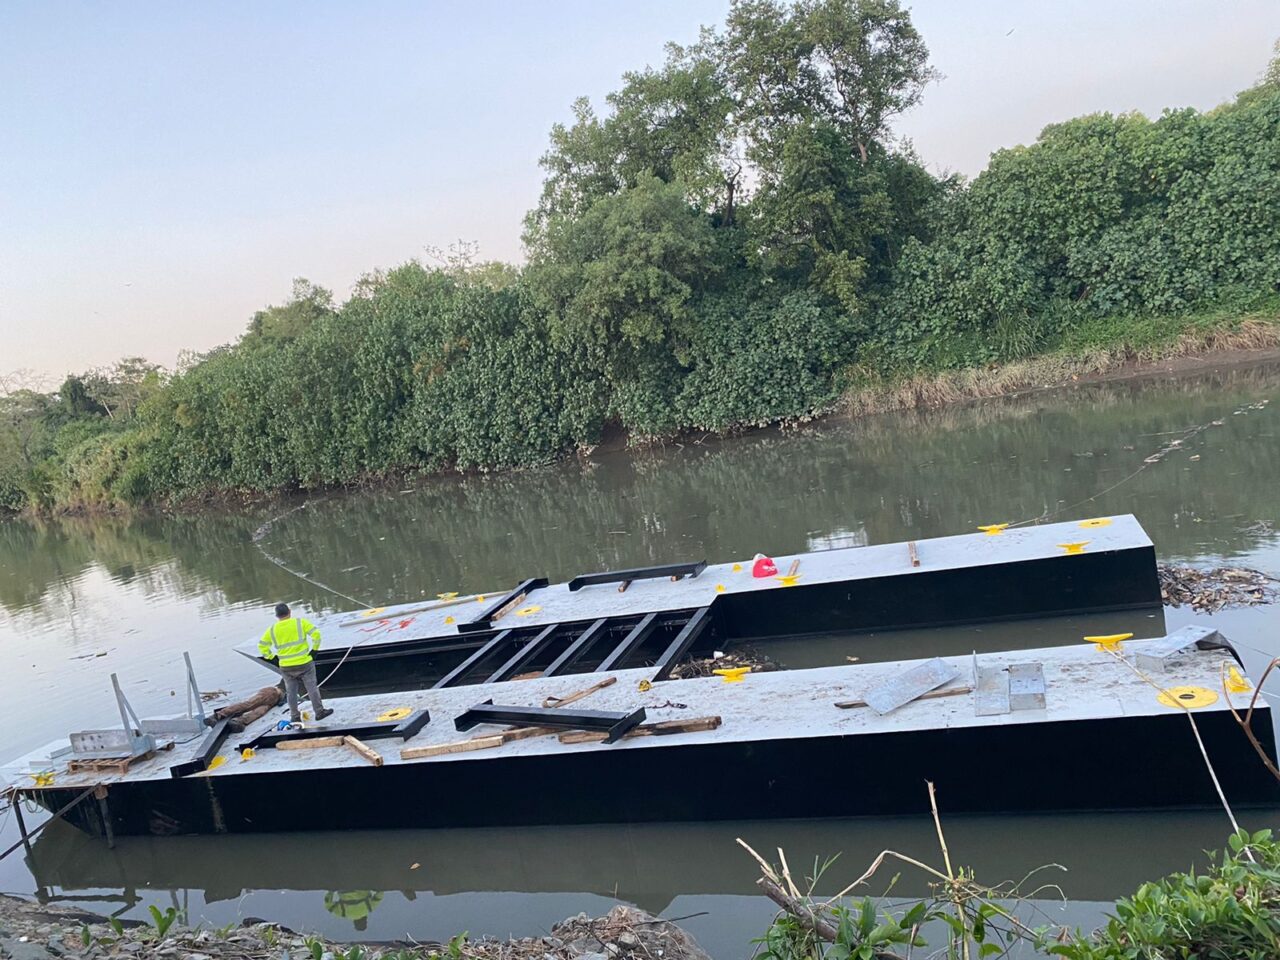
8,626,1251,793
235,514,1154,658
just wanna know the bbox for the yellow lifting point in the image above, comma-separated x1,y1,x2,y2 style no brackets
240,748,256,761
1079,517,1113,528
437,592,459,600
1058,541,1089,554
29,771,55,787
638,679,653,692
774,574,801,587
715,584,726,593
378,707,412,722
444,615,455,625
731,563,744,573
207,755,228,771
1157,686,1219,709
515,605,542,617
1084,632,1133,652
977,523,1009,536
713,667,751,683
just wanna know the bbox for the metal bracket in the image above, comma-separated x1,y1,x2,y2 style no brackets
974,656,1046,716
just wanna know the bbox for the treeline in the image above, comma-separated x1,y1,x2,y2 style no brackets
3,2,1279,515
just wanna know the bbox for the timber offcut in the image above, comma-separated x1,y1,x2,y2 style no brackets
239,514,1162,692
7,626,1277,838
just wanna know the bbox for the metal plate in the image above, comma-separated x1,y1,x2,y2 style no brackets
1009,662,1046,711
140,718,206,737
1135,625,1218,672
863,658,959,715
975,665,1011,717
70,729,155,757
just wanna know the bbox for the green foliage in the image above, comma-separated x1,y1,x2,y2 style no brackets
147,905,178,939
2,6,1278,516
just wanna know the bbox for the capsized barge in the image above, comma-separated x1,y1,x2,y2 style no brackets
9,625,1277,838
241,515,1162,692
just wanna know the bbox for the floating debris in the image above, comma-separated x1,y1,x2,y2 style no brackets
1158,564,1278,612
670,648,780,679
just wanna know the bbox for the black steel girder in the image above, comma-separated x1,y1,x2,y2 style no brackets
650,606,713,682
567,561,706,592
453,701,646,744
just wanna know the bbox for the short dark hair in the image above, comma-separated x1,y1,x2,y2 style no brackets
274,603,291,619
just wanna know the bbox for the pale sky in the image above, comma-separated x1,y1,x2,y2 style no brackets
2,1,1276,381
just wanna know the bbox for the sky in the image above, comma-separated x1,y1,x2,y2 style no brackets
1,1,1277,382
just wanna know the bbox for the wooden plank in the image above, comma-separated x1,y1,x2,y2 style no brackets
835,685,973,710
786,558,800,577
275,736,346,750
470,726,558,743
401,735,504,760
343,735,383,766
908,541,920,567
338,593,493,628
542,676,618,709
558,715,722,745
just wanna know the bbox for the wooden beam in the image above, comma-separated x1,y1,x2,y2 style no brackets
542,676,617,709
343,735,383,766
275,736,345,750
908,541,920,568
558,715,722,745
401,735,504,760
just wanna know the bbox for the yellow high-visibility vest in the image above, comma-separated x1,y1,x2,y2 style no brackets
259,617,321,667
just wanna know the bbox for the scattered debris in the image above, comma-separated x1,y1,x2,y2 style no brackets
1158,564,1279,612
199,689,229,702
670,648,779,679
0,895,711,960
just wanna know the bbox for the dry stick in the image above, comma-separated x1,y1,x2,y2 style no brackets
928,781,970,960
835,685,973,710
1222,657,1280,782
786,558,800,577
542,675,618,709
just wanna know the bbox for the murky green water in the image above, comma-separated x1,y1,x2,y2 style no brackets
2,361,1279,956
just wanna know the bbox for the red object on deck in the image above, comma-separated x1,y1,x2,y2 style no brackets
751,554,778,578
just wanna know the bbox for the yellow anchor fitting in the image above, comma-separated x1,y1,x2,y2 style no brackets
715,584,726,593
475,596,486,603
437,591,459,600
1058,541,1089,554
515,605,543,617
1157,686,1219,709
713,667,751,683
444,615,455,625
774,574,801,587
731,563,744,573
240,748,256,761
1079,518,1113,529
1085,632,1133,652
207,755,228,771
638,679,653,692
977,523,1009,536
378,707,412,722
29,771,56,787
361,607,386,618
1225,666,1252,694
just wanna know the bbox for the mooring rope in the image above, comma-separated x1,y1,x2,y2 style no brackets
251,500,374,609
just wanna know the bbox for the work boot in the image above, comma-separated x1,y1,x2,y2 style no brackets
315,707,334,721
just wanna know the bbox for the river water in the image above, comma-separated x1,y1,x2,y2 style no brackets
1,361,1279,956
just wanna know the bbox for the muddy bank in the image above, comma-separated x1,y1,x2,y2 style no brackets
0,897,711,960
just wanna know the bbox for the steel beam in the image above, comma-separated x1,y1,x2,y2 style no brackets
541,619,610,677
597,612,660,672
568,561,706,592
649,606,713,682
458,578,549,634
454,701,647,744
169,719,232,779
485,625,561,684
238,709,430,751
432,630,513,688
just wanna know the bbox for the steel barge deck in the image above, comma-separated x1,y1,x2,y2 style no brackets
241,514,1163,692
9,626,1277,838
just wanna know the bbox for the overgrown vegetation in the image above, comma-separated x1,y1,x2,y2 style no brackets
3,9,1279,516
750,828,1280,960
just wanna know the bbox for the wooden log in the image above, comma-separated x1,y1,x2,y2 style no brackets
274,736,346,750
401,735,504,760
617,580,631,593
558,715,722,745
834,685,973,710
343,735,383,766
542,675,618,709
908,541,920,567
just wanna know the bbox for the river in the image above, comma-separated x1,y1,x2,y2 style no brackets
1,360,1279,957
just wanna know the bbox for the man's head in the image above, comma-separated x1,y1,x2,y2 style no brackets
274,602,291,620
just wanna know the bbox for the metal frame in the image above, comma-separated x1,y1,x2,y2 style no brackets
457,578,549,634
432,630,514,688
485,624,561,684
650,606,713,682
541,618,610,677
453,701,647,744
597,612,660,672
568,561,707,592
238,709,430,751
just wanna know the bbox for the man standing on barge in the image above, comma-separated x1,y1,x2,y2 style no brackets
260,603,334,723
